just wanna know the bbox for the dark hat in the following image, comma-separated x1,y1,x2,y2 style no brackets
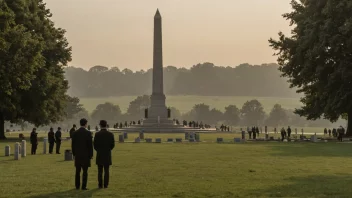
58,127,61,130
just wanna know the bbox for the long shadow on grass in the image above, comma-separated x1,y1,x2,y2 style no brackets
266,143,352,157
28,189,99,198
248,174,352,197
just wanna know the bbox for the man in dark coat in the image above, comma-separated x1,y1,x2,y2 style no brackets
280,127,286,141
48,127,55,154
332,128,337,137
287,126,292,138
248,127,252,139
69,124,77,139
252,127,256,139
337,126,345,142
55,127,62,154
72,118,93,190
255,127,259,136
30,128,38,155
94,120,115,188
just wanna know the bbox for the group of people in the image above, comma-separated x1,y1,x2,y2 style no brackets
280,126,292,141
112,121,142,129
247,126,261,139
324,126,346,141
29,119,115,190
71,118,115,190
219,124,231,131
29,127,62,155
182,120,211,129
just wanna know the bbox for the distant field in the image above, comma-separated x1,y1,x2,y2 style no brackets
80,95,302,113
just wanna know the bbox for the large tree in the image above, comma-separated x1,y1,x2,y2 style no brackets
266,104,288,127
240,100,265,126
91,102,122,125
269,0,352,135
0,0,71,139
223,105,241,126
65,96,84,119
125,95,151,121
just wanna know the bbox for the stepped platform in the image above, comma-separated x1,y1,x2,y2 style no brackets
109,125,217,133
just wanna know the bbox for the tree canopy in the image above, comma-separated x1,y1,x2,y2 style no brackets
266,104,288,127
91,102,122,125
0,0,71,139
223,105,241,126
269,0,352,135
240,100,265,126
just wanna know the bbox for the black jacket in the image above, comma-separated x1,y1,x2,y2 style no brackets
94,129,115,165
55,131,62,143
48,131,55,143
287,128,292,134
30,132,38,144
72,127,93,167
69,127,76,138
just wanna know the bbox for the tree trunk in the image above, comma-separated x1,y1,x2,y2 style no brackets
0,112,6,140
346,110,352,137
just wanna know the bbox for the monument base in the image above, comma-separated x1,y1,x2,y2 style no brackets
143,117,173,125
110,122,217,133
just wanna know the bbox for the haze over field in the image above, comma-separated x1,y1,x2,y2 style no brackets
44,0,292,70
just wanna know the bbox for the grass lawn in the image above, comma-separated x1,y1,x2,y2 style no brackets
80,95,302,114
1,132,351,198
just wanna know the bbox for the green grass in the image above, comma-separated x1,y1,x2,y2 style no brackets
0,132,350,198
80,95,302,113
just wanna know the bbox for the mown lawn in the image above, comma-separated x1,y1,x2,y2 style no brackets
0,133,351,198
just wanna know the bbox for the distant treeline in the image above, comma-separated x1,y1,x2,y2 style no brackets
65,62,298,98
6,95,342,132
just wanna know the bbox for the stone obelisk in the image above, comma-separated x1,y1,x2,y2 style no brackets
147,9,169,124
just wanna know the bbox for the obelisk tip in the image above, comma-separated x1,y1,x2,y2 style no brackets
155,9,161,18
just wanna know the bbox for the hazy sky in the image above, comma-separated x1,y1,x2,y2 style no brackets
44,0,292,70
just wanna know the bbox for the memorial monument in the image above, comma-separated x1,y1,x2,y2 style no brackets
111,9,215,133
143,9,173,126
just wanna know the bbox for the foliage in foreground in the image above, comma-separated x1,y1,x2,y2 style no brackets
269,0,352,135
0,0,72,139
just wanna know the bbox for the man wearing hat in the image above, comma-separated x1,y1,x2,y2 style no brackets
55,127,62,154
94,120,115,189
30,128,38,154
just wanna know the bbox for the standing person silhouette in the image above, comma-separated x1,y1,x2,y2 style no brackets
94,120,115,189
72,118,93,190
70,124,77,139
55,127,62,154
48,128,55,154
30,128,38,155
